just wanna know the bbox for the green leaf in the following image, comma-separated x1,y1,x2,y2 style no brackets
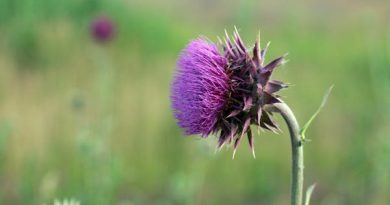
300,85,334,141
304,183,317,205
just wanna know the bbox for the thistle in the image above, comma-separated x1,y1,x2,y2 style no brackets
91,16,115,43
171,28,332,205
171,28,287,158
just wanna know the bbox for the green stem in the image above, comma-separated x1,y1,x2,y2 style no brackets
270,102,304,205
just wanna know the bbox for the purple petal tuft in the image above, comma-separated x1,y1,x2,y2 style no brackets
171,38,229,136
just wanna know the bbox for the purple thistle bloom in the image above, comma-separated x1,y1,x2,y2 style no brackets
91,16,115,43
171,38,230,136
171,29,287,157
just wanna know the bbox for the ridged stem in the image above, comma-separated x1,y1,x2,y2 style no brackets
269,102,304,205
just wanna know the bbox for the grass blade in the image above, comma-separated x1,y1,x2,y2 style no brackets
304,183,317,205
300,85,334,141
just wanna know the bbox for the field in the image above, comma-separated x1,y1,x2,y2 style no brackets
0,0,389,204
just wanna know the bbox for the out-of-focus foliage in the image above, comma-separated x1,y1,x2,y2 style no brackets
0,0,389,205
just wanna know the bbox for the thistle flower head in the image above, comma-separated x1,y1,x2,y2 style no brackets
171,28,287,157
91,16,114,43
171,39,230,136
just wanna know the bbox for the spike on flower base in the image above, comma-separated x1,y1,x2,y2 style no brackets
171,28,288,157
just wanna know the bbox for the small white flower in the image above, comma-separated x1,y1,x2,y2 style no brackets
53,198,80,205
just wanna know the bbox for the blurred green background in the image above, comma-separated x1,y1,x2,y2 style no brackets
0,0,389,204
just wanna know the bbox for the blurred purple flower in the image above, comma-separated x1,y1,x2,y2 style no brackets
171,29,287,157
91,16,114,43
